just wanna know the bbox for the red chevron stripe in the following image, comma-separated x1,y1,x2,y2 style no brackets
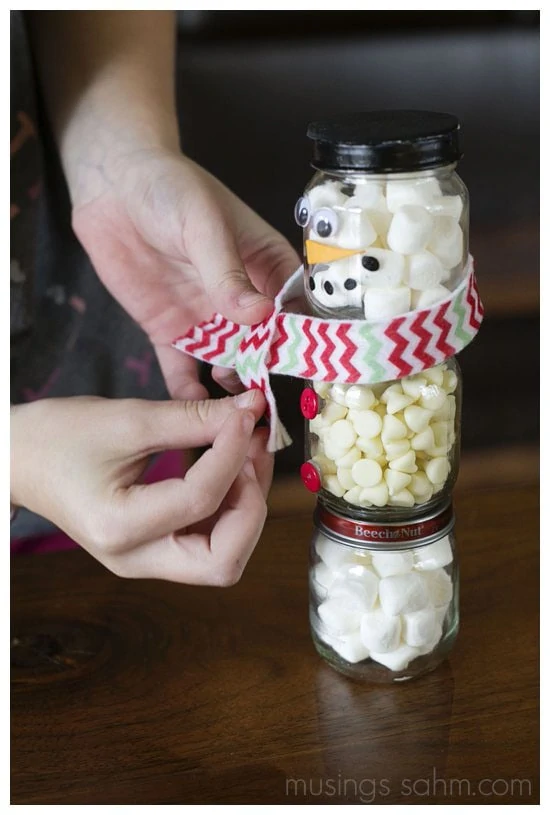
301,318,317,378
239,321,271,352
318,322,338,381
433,301,455,356
173,316,218,345
336,323,361,382
267,315,288,369
385,318,413,378
409,311,436,368
203,320,241,362
184,317,228,354
465,274,482,330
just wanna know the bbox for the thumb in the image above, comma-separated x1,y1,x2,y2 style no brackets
140,389,267,453
186,209,273,325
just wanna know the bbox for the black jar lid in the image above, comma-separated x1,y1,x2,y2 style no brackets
307,110,462,173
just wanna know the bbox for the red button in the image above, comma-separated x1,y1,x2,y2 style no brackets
300,387,319,419
300,461,322,493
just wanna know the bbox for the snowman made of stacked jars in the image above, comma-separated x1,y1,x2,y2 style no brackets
297,111,468,682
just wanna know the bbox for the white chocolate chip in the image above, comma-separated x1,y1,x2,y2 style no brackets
381,414,408,443
344,385,376,410
313,380,332,398
312,453,337,475
327,419,357,451
442,370,458,394
403,404,432,433
320,402,348,423
385,469,412,496
383,439,411,461
424,365,445,386
335,447,361,468
356,436,385,458
329,382,349,406
359,483,390,507
401,375,428,400
323,474,346,497
352,459,383,488
388,450,417,473
336,466,356,491
386,391,415,415
409,472,433,499
418,385,448,412
411,426,436,452
425,456,450,485
343,486,363,506
352,410,383,439
388,488,415,507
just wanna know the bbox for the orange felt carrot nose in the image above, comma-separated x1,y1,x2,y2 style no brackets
305,240,361,266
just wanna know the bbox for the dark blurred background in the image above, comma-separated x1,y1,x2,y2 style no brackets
174,10,539,483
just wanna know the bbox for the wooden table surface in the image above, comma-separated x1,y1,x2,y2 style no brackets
11,484,539,805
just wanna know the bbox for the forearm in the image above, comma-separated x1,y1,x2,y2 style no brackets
26,11,179,203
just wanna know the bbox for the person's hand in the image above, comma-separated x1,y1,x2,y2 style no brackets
10,390,273,585
71,149,301,400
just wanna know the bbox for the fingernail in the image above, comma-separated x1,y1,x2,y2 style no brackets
241,410,256,433
235,390,256,408
237,290,270,308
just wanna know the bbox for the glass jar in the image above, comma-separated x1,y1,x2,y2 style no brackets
309,505,458,682
297,111,467,521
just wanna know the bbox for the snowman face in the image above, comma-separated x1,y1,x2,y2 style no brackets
308,257,363,310
350,248,406,289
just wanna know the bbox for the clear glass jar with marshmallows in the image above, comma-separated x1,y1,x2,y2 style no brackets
309,507,458,682
298,111,467,521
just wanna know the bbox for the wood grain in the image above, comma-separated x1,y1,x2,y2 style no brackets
11,485,539,804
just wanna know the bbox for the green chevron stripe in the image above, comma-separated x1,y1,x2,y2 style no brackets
237,348,264,379
217,331,247,367
357,323,385,381
278,317,302,374
452,296,470,345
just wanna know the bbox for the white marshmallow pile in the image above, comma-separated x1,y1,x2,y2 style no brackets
306,176,464,319
310,363,457,508
312,532,454,670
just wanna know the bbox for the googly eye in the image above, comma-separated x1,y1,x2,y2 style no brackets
308,276,316,291
362,255,380,272
294,196,311,228
312,208,339,239
344,278,358,290
323,280,334,295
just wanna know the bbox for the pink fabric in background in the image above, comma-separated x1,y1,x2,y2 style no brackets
10,450,184,555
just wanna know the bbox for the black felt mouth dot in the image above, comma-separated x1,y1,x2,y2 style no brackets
344,278,358,290
323,281,334,295
362,256,380,272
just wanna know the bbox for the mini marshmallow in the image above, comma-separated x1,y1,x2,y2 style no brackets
388,450,417,473
360,609,402,653
382,414,408,443
426,194,463,220
387,205,434,254
411,427,436,452
312,380,332,398
385,391,414,415
312,453,337,475
417,631,444,656
383,439,411,461
336,466,356,491
401,375,428,400
370,644,420,672
333,207,377,250
364,286,411,321
320,402,348,423
308,180,348,210
330,572,379,613
385,469,412,496
345,385,376,410
315,534,358,571
386,177,441,213
352,410,383,439
433,603,450,628
356,248,405,289
318,598,362,636
310,261,364,310
356,436,385,459
335,447,361,468
327,419,357,451
329,382,349,406
403,405,432,433
372,550,414,578
379,572,430,616
418,385,448,412
423,568,453,607
413,285,450,309
414,537,453,570
403,608,442,648
352,459,383,488
425,456,450,485
428,216,463,268
323,630,371,664
359,483,390,507
388,488,415,507
406,251,445,290
323,474,346,497
312,562,334,595
346,182,385,209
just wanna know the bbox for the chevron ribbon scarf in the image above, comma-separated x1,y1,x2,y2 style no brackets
173,256,483,452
